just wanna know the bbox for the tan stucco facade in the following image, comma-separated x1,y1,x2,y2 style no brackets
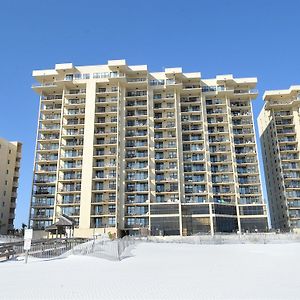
0,138,22,234
30,59,267,238
258,85,300,232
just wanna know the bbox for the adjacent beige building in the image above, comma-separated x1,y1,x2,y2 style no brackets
0,138,22,234
259,85,300,232
30,59,267,238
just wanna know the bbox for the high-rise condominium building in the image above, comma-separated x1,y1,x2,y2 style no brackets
0,138,22,234
258,85,300,233
30,59,267,238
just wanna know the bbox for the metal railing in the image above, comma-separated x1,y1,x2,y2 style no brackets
62,236,137,261
2,233,300,262
0,238,88,261
145,233,300,245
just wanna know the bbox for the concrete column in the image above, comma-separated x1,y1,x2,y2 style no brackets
225,94,241,233
201,91,214,235
79,81,96,229
54,89,65,222
148,86,155,234
117,83,126,232
174,87,184,235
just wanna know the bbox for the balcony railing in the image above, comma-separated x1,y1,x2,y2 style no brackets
32,83,56,88
127,78,147,83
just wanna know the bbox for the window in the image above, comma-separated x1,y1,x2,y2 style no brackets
108,217,116,226
65,74,74,80
169,162,177,169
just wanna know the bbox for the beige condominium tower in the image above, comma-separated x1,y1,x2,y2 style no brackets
30,59,267,238
259,85,300,233
0,138,22,234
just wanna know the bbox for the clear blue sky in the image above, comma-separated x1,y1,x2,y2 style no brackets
0,0,299,228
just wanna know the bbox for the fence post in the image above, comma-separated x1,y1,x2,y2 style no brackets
24,250,29,264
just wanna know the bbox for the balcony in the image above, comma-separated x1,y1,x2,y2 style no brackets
92,209,116,216
62,129,84,136
34,176,56,183
181,106,201,113
127,120,147,127
232,120,253,126
127,78,147,83
38,134,60,141
61,163,82,169
212,188,233,195
275,120,293,126
184,166,205,172
282,163,300,170
237,168,258,174
42,104,62,111
65,109,85,116
180,96,200,103
273,111,292,117
281,154,299,160
60,186,81,192
285,180,300,188
42,114,61,121
278,137,296,143
233,129,253,135
93,71,124,79
63,140,84,147
276,129,294,134
96,97,118,103
280,146,297,152
231,112,251,117
61,151,83,158
233,89,258,95
183,84,201,90
209,137,229,143
61,173,82,180
150,79,165,86
201,85,225,92
65,119,85,126
41,95,62,101
211,167,232,173
61,198,81,205
238,178,259,184
32,199,54,207
126,91,147,97
65,89,86,95
40,125,60,131
207,117,224,124
34,190,54,196
38,155,58,162
266,96,300,108
126,130,148,137
32,82,57,88
236,158,256,164
234,139,255,145
206,109,225,115
166,79,180,86
37,166,57,173
66,99,86,105
126,141,148,148
31,212,53,219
